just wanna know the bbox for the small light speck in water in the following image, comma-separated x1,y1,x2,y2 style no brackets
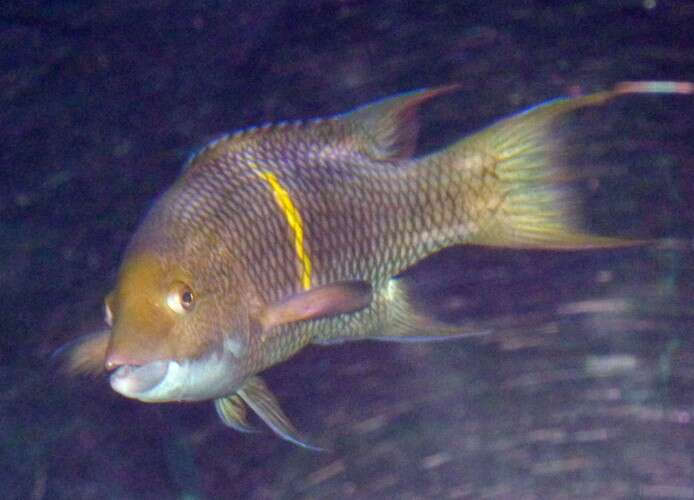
420,452,452,470
558,298,630,316
305,460,346,486
531,457,593,475
643,0,657,10
573,428,611,443
595,270,613,283
639,484,694,499
585,354,638,376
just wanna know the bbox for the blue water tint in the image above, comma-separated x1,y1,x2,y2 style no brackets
2,1,694,499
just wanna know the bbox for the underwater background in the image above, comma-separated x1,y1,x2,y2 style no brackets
2,1,694,498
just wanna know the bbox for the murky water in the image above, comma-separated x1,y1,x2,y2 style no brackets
2,2,694,499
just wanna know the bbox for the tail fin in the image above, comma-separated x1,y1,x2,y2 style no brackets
455,81,692,249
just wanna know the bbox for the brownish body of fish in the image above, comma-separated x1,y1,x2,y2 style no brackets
58,81,692,448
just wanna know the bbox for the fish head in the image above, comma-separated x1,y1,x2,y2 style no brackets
104,250,247,403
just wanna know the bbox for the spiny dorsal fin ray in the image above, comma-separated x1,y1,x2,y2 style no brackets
182,81,691,176
343,84,460,161
182,84,458,173
454,81,692,249
214,394,256,433
181,120,305,173
238,376,324,450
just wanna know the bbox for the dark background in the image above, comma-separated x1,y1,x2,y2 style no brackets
2,1,694,498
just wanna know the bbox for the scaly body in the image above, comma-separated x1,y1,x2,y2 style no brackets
59,81,692,448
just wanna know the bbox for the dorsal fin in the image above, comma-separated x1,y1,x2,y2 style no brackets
181,121,303,172
181,84,460,173
341,84,459,160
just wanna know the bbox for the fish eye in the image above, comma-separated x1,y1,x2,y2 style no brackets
167,281,195,314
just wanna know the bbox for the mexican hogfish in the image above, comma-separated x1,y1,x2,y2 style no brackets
59,81,692,448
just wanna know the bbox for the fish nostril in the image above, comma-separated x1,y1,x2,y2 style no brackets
104,357,120,371
105,353,133,371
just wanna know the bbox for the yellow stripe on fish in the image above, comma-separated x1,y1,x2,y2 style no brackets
253,169,312,290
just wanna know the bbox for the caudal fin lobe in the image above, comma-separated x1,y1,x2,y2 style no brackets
455,81,693,250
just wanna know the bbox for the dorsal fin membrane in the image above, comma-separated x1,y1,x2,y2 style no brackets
181,84,460,173
343,84,460,160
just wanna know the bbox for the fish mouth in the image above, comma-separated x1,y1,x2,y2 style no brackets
107,347,242,402
110,360,171,400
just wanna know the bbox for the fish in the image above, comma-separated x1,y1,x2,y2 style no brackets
56,80,693,449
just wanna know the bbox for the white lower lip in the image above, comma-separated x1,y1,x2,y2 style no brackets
110,361,170,398
108,344,243,403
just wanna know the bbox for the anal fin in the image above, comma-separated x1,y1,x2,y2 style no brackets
379,278,489,341
312,277,488,345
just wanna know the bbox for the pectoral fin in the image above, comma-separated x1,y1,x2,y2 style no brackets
238,376,323,450
260,281,372,330
53,330,111,376
214,394,256,433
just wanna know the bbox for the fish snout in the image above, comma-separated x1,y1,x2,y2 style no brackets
104,324,177,371
104,345,167,371
104,351,136,371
